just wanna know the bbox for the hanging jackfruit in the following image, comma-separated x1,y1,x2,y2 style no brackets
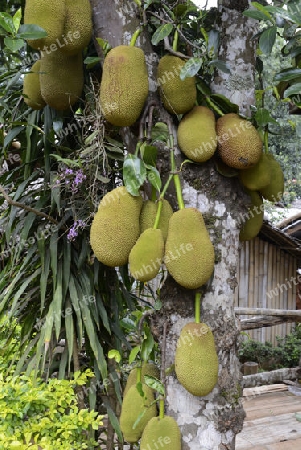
164,208,214,289
61,0,92,55
239,191,264,241
90,186,143,267
24,0,66,50
120,384,157,443
123,362,160,397
175,322,218,397
217,113,262,169
238,152,272,191
157,55,196,115
177,106,217,163
100,45,149,126
23,60,46,110
140,199,173,241
259,154,284,202
140,416,181,450
40,50,84,110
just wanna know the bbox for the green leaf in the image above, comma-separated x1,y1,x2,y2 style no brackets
141,326,155,362
243,10,273,22
4,37,24,52
144,375,165,395
108,349,121,364
147,166,161,192
17,24,47,40
123,154,147,196
180,57,202,80
151,122,169,143
129,346,141,365
274,68,301,82
284,83,301,97
151,23,173,46
140,143,158,166
255,108,278,127
84,56,101,67
208,59,231,74
250,2,274,22
12,8,22,32
0,12,15,33
259,26,277,54
4,126,23,148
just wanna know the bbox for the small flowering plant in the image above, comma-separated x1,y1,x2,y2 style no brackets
55,166,87,194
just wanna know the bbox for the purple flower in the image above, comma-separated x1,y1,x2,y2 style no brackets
67,220,86,241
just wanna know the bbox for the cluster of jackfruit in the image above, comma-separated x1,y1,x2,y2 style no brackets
23,0,92,110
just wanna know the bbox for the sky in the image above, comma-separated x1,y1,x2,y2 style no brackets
194,0,218,8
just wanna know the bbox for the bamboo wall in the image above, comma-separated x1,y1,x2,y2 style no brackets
235,237,298,345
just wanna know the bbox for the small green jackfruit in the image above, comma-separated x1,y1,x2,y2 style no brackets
123,362,160,397
177,106,217,163
238,152,272,190
24,0,66,49
100,45,149,126
40,50,83,110
239,191,264,241
129,228,164,282
120,384,157,443
61,0,92,55
259,154,284,202
23,60,46,110
175,322,218,397
217,113,262,169
157,55,196,114
140,199,173,241
164,208,215,290
90,186,143,267
140,416,181,450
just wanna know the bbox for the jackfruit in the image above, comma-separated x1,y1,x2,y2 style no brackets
100,45,149,126
120,384,157,443
157,55,196,114
239,191,264,241
23,60,46,110
259,154,284,202
164,208,214,289
24,0,66,50
140,199,173,241
175,322,218,396
177,106,217,163
238,152,271,190
61,0,92,55
217,113,262,169
90,186,143,267
129,228,164,282
123,362,160,397
40,50,84,110
140,416,181,450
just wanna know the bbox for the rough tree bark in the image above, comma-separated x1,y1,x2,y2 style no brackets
90,1,258,449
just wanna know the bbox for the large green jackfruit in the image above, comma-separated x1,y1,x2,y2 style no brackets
23,60,46,110
129,228,164,282
24,0,66,50
120,384,157,443
100,45,149,126
140,416,181,450
157,55,196,114
175,322,218,397
61,0,92,55
259,154,284,202
140,199,173,241
123,362,160,397
177,106,217,163
239,191,264,241
164,208,215,290
40,50,84,110
90,186,143,267
217,113,262,169
238,152,271,191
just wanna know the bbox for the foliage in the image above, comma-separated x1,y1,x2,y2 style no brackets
0,315,22,375
0,370,103,449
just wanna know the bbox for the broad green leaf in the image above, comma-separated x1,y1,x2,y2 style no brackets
151,122,169,143
12,8,22,32
243,10,273,22
274,68,301,82
17,24,47,40
0,12,15,33
255,108,278,127
140,143,158,166
108,349,121,363
147,166,161,192
3,126,23,148
151,23,173,46
209,94,239,114
208,59,231,74
68,276,83,347
259,26,277,54
104,401,123,442
141,327,155,362
284,83,301,97
180,57,202,80
129,346,141,365
4,37,24,53
144,375,165,395
250,2,274,21
123,154,147,196
64,299,74,369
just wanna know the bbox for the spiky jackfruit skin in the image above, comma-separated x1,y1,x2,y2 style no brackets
217,113,262,169
157,55,196,115
123,362,160,397
129,228,164,282
24,0,66,49
259,154,284,202
238,152,271,190
120,384,157,443
40,50,83,110
239,191,264,241
140,199,173,241
90,186,143,267
23,60,46,110
175,322,218,397
140,416,181,450
61,0,92,55
100,45,149,126
164,208,214,290
177,106,217,163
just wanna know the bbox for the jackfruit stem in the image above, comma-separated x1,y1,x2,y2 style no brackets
171,150,185,210
205,97,224,117
264,129,269,153
159,397,165,419
130,28,142,47
173,29,179,52
135,141,142,156
136,366,142,383
195,292,202,324
153,198,163,229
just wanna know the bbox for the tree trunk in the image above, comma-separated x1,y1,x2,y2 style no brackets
90,1,258,449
